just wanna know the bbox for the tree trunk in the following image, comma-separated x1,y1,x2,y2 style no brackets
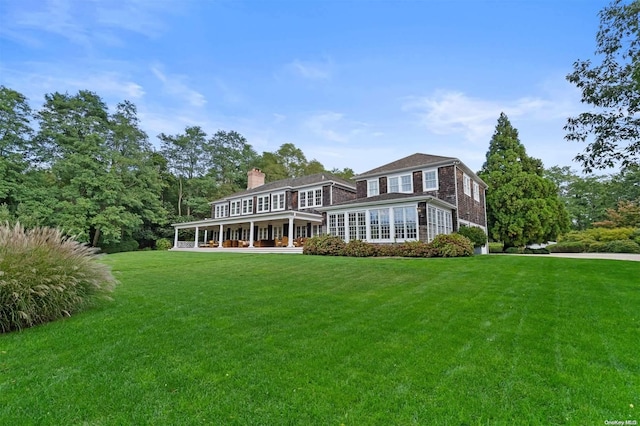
92,227,101,247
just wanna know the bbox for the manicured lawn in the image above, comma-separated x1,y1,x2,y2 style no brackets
1,252,638,425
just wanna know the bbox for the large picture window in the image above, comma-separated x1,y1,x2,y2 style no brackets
393,207,417,240
369,208,390,240
427,206,453,242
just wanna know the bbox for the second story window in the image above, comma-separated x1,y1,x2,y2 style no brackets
299,188,322,208
242,198,253,215
423,170,438,191
473,182,480,202
230,200,241,216
388,174,412,193
367,179,379,197
257,195,270,213
272,193,285,211
463,174,471,196
214,204,229,218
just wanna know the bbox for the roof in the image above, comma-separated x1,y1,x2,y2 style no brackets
319,191,457,211
210,172,355,204
357,153,458,178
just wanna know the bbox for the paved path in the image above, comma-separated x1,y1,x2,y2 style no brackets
546,253,640,262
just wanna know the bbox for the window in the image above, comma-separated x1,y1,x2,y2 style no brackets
463,174,471,196
394,207,417,240
272,193,285,211
367,179,379,197
348,211,367,241
369,208,390,240
473,182,480,202
299,187,323,208
388,174,412,193
257,195,270,213
241,228,250,240
273,226,283,239
258,227,269,240
230,200,241,216
214,204,229,218
423,170,438,191
295,225,308,238
242,198,253,215
427,206,453,242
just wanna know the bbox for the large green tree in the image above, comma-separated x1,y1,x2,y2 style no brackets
208,130,259,195
479,113,569,248
565,0,640,172
35,91,165,246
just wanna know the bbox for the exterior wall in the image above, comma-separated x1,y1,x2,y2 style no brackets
412,171,422,194
436,165,457,205
379,176,388,195
332,185,357,204
356,180,367,198
455,167,486,227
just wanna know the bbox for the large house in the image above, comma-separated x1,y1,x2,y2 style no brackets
172,153,487,251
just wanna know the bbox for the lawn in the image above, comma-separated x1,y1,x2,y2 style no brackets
1,252,638,425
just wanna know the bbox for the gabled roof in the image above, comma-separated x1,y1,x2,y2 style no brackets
210,172,355,204
357,153,458,178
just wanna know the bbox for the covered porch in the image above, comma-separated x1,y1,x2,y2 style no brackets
171,211,323,250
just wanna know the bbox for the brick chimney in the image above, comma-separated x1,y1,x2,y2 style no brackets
247,168,266,190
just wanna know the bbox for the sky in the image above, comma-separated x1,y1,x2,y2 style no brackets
0,0,609,175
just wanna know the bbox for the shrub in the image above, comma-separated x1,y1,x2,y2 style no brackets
374,244,403,257
504,247,523,254
155,238,173,251
431,234,474,257
560,227,636,243
547,242,586,253
303,235,346,256
0,222,117,333
591,240,640,253
489,242,504,253
586,241,608,253
397,240,437,258
99,239,139,254
456,226,488,247
342,240,378,257
523,247,550,255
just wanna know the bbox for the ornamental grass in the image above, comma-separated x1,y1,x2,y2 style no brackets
0,222,117,332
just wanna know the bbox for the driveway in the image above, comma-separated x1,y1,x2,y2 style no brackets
547,253,640,262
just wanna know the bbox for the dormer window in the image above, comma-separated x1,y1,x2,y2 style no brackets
214,204,229,218
256,195,270,213
230,200,241,216
299,187,322,208
367,179,379,197
242,198,253,214
272,192,285,211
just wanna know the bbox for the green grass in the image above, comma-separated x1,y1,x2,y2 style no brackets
1,252,638,425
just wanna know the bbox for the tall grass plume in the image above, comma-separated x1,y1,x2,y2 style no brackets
0,222,117,332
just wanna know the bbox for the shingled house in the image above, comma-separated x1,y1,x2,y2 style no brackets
172,153,487,251
319,153,488,250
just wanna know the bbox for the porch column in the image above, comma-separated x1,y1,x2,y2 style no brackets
219,224,224,248
194,226,199,248
288,216,294,247
344,212,350,242
204,230,208,244
173,227,178,249
249,220,255,247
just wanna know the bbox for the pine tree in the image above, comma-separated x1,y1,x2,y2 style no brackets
479,113,569,249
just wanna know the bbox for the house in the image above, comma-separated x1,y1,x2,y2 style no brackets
171,168,357,248
171,153,488,251
319,153,488,251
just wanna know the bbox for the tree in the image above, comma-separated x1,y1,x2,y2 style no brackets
208,130,259,195
593,200,640,227
565,0,640,172
159,126,209,217
330,167,356,180
479,113,569,248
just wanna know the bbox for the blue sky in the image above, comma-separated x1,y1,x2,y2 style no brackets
0,0,607,175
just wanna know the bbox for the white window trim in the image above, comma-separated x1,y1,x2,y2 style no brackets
387,173,413,194
299,187,323,208
272,192,286,211
256,194,270,213
423,169,438,191
367,179,379,197
463,174,471,196
230,200,241,216
473,182,480,202
242,197,253,215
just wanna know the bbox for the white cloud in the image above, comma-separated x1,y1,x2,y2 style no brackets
151,65,206,107
303,111,376,144
287,59,333,80
402,88,580,144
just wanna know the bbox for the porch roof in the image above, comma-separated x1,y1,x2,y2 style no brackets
172,210,322,230
317,193,457,212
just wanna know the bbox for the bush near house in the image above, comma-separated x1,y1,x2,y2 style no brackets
456,226,488,248
304,235,472,258
155,238,173,251
0,223,117,333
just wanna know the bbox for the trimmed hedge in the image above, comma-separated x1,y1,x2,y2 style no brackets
456,226,488,248
343,240,378,257
547,242,586,253
430,234,474,257
489,242,504,253
99,239,139,254
303,235,346,256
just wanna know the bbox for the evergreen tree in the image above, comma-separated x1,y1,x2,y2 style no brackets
479,113,569,248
